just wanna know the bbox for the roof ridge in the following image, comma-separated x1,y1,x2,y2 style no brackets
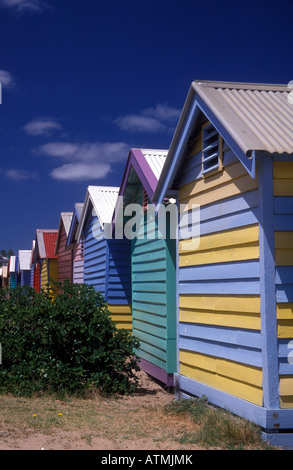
193,80,290,92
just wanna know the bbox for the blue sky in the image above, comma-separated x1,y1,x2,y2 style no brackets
0,0,292,254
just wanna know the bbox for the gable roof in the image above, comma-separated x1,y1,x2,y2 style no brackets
55,212,73,254
66,203,84,246
0,254,8,264
18,250,32,271
29,240,35,269
119,148,168,201
76,186,119,241
112,148,168,229
9,255,16,273
35,229,58,259
153,80,293,203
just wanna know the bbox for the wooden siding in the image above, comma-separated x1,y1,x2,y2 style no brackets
20,270,31,287
57,222,73,283
40,260,47,291
274,161,293,409
30,264,34,288
108,304,132,331
9,272,16,289
41,259,58,298
83,214,107,297
176,140,263,406
83,213,132,330
73,241,84,284
33,262,41,293
131,186,177,378
107,237,132,305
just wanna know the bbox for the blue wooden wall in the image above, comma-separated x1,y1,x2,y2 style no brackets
83,214,107,296
83,211,132,329
20,270,31,287
175,136,264,406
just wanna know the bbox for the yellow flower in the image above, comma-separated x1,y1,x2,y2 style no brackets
58,413,62,416
33,414,37,418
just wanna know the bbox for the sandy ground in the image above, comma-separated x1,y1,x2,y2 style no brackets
0,370,204,451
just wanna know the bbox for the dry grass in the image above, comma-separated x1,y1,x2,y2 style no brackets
0,371,275,450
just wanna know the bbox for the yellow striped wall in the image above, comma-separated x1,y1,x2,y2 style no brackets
274,161,293,409
179,224,259,267
179,350,263,405
179,294,261,330
41,259,58,299
41,259,48,291
177,134,263,406
108,304,132,331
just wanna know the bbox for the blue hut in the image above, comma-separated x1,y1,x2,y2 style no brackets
153,80,293,448
18,250,32,287
77,186,132,330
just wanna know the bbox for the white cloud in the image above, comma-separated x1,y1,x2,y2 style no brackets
35,142,79,158
34,140,129,182
143,104,181,122
115,115,166,133
23,118,62,136
50,163,111,182
0,70,15,89
0,0,48,12
115,103,181,134
4,168,37,181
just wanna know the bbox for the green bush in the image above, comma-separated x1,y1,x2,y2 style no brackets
0,281,140,396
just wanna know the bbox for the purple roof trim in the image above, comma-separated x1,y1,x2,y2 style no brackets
119,149,158,200
112,149,158,229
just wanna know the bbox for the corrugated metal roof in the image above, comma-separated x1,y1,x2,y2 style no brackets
88,186,119,226
139,149,168,180
43,232,58,259
61,212,73,236
18,250,32,271
77,186,119,241
55,213,73,254
192,80,293,155
30,240,35,267
36,229,58,259
74,203,84,220
153,80,293,203
9,256,16,272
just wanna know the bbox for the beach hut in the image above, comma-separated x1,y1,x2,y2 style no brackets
34,229,58,296
114,148,176,385
66,203,84,284
9,255,18,289
18,250,32,287
0,254,9,289
30,239,42,293
76,186,132,330
1,265,8,289
55,212,73,284
29,240,35,289
153,80,293,447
